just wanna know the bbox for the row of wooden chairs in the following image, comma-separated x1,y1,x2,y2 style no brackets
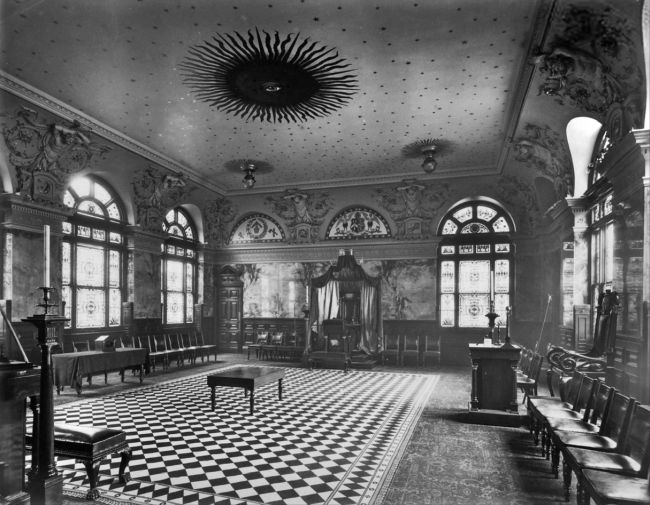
130,332,217,372
382,334,441,367
247,332,302,361
526,370,650,504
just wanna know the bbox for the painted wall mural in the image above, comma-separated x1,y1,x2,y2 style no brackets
375,179,449,240
234,259,435,320
325,207,391,240
228,213,285,244
132,165,189,232
1,107,111,205
203,196,237,248
265,189,332,244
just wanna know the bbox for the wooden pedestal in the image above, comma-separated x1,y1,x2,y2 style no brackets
469,343,521,413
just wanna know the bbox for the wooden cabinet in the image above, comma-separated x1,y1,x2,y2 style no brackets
216,266,243,353
469,343,521,412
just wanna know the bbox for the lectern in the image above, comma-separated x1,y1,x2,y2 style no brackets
469,343,521,412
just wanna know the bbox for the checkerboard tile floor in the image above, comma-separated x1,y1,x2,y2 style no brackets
52,366,438,504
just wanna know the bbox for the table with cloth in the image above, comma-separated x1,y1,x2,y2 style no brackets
52,348,147,395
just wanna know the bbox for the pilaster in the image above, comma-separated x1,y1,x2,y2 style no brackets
565,197,590,306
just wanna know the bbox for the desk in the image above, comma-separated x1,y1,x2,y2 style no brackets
207,366,284,415
52,348,146,395
469,343,520,412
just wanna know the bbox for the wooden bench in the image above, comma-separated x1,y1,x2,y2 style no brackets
26,423,131,500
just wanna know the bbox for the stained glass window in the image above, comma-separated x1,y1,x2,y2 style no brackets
437,200,514,328
162,207,197,324
62,177,125,329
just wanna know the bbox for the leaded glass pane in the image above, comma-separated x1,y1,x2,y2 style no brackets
186,294,194,323
107,203,121,220
109,232,122,244
166,260,184,291
495,243,510,253
70,178,90,197
166,244,175,254
109,288,121,326
494,294,509,326
76,288,106,328
459,260,490,294
62,242,71,285
175,247,184,257
186,249,195,258
441,245,455,255
77,225,91,238
166,292,184,324
494,259,509,293
459,245,473,254
185,227,194,239
476,244,490,254
440,294,455,327
168,225,184,238
94,184,111,204
78,199,104,217
461,222,489,234
459,294,490,327
453,206,472,223
62,285,71,328
76,244,104,287
63,191,75,208
92,229,106,241
492,216,510,232
477,205,497,221
442,220,458,235
604,195,613,215
186,263,193,292
62,222,72,234
177,211,188,227
165,209,175,222
109,250,120,287
440,261,455,293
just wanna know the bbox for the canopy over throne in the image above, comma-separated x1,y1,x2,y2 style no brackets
307,249,382,356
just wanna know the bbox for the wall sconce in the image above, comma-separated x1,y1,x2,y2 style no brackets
242,163,256,189
421,145,437,173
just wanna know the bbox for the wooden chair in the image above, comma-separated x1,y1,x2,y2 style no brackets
517,353,544,403
147,334,168,372
248,332,268,360
401,334,420,366
180,333,199,365
550,391,636,478
195,331,217,362
422,335,441,367
382,334,401,366
563,403,650,503
163,334,183,367
73,340,90,352
581,466,650,504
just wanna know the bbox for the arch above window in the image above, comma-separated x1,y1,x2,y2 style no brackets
163,208,196,242
325,206,391,240
438,200,515,236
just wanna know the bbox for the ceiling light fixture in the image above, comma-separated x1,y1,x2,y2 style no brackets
421,145,438,173
242,163,256,189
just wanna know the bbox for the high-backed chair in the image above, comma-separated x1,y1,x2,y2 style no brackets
401,334,420,367
517,353,544,403
382,334,401,366
195,330,217,362
422,335,441,367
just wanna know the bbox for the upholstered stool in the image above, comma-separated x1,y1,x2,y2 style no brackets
26,422,131,499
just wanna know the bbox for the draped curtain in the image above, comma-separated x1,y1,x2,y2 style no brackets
360,283,378,353
317,281,340,327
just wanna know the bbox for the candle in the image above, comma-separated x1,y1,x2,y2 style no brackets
490,270,494,301
43,224,50,288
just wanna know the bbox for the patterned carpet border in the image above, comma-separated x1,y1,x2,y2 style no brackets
51,365,439,505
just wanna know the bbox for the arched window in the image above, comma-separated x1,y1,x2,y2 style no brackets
162,207,197,324
437,200,515,328
62,177,126,328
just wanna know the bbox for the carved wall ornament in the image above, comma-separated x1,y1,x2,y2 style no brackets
513,123,572,200
2,107,110,205
374,179,449,240
132,165,189,232
228,213,285,245
534,5,644,131
203,196,237,247
265,189,331,244
325,207,391,240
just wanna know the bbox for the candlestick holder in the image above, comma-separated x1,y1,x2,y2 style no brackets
485,300,500,343
502,306,513,347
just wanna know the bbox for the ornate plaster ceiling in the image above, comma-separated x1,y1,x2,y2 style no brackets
0,0,627,195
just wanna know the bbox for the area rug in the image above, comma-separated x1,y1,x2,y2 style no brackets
53,365,438,505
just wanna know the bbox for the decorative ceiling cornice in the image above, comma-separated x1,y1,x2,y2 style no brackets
0,71,227,195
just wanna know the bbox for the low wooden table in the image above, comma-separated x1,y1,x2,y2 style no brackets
207,366,284,415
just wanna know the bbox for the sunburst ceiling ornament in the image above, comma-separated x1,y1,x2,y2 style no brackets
180,29,359,123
